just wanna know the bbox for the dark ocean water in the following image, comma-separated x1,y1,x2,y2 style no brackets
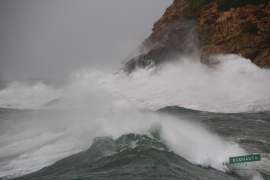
0,107,268,180
1,56,270,180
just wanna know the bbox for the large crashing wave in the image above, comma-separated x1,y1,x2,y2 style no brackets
87,54,270,113
0,54,267,179
0,101,261,179
14,133,262,180
1,54,270,112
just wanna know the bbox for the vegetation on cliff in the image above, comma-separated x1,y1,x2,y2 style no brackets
217,0,270,10
124,0,270,72
188,0,213,14
240,20,259,34
189,0,270,12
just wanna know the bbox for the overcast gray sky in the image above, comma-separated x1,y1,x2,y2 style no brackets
0,0,173,80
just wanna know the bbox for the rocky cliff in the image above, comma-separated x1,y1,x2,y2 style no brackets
124,0,270,73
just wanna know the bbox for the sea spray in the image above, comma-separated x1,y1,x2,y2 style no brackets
0,86,262,179
1,54,270,113
0,54,267,179
103,54,270,113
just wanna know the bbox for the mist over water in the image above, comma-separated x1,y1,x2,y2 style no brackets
0,54,268,179
0,87,256,179
2,54,270,113
0,1,269,179
108,54,270,113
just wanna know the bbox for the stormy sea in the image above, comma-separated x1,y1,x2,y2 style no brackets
0,55,270,180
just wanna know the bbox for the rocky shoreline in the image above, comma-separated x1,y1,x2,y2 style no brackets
123,0,270,73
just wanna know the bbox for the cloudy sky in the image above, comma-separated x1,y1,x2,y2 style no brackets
0,0,173,80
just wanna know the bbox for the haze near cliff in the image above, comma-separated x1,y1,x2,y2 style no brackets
0,0,173,80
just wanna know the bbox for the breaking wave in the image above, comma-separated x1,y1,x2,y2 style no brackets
0,54,268,179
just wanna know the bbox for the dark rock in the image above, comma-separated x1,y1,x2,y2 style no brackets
123,48,181,73
124,0,270,70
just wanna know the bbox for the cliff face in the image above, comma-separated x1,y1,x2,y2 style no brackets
199,2,270,67
124,0,270,72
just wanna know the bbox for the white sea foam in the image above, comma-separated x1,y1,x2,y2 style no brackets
0,81,61,109
101,54,270,113
1,54,270,112
0,54,267,179
0,94,262,179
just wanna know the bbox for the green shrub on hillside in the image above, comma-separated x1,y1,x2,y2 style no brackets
217,0,270,11
188,0,270,12
240,20,259,34
255,11,269,19
188,0,215,13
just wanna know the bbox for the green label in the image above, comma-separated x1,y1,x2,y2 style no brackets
229,154,261,164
